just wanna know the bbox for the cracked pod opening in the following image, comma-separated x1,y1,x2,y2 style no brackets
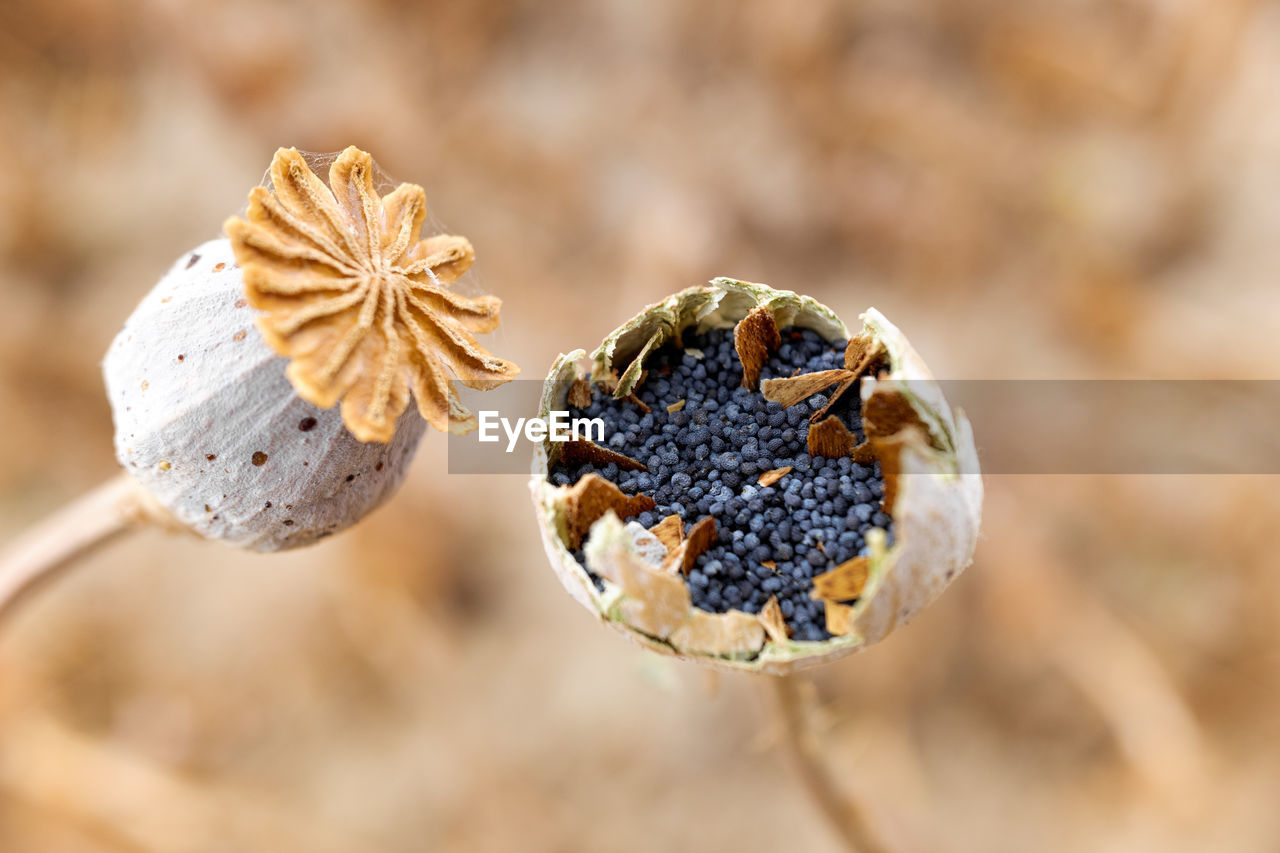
530,279,981,673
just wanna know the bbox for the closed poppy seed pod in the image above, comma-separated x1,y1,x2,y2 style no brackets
103,237,426,551
530,279,982,674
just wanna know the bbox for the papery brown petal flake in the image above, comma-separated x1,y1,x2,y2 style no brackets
761,369,851,408
757,465,793,488
682,516,718,572
561,473,657,549
825,600,855,637
807,415,857,459
759,596,790,644
735,306,782,390
649,514,685,553
666,516,717,575
843,334,884,375
811,556,870,601
560,438,648,472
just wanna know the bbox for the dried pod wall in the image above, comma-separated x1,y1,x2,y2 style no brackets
530,279,982,674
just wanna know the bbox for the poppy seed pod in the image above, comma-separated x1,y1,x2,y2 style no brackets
103,237,426,551
530,279,982,673
100,146,518,553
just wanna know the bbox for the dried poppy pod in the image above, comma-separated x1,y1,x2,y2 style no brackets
103,237,427,551
0,147,522,614
100,147,518,552
530,279,981,673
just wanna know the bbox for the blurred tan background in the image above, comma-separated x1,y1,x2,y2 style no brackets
2,1,1279,850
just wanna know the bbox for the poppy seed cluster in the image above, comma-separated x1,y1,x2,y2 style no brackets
549,326,893,641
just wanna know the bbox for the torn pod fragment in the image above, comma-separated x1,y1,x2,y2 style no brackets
529,279,982,674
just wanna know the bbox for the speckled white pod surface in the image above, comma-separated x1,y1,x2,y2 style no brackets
104,238,426,552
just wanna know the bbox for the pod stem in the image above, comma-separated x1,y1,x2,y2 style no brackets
0,473,163,625
770,674,893,853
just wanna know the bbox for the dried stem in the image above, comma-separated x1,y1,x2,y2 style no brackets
0,474,161,625
769,674,893,853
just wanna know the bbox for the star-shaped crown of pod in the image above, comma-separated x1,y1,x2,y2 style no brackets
224,146,520,442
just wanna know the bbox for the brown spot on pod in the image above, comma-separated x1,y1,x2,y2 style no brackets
251,451,268,466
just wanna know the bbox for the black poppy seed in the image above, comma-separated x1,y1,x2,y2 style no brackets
550,326,892,639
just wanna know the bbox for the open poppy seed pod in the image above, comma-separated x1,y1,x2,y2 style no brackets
103,237,426,551
530,279,982,674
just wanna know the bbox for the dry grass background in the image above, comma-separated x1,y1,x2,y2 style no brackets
1,0,1279,850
